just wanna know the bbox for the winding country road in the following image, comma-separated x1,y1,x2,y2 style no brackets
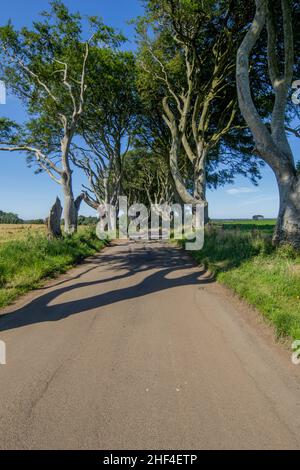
0,240,300,450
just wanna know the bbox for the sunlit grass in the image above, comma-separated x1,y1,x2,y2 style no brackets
0,224,46,242
0,223,88,243
0,227,107,309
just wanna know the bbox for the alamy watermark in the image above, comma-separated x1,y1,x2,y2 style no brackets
95,197,205,251
292,80,300,105
291,340,300,366
0,80,6,105
0,340,6,365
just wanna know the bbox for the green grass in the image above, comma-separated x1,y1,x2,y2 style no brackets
180,222,300,341
0,227,107,309
213,219,276,235
214,219,276,225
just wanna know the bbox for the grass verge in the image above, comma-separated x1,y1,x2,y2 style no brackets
179,224,300,341
0,227,107,309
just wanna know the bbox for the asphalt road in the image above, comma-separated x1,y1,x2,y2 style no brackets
0,240,300,450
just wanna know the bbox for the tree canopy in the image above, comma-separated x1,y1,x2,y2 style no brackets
0,0,299,244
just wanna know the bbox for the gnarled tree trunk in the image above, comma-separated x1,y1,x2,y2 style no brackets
62,174,77,235
62,185,84,235
61,130,85,235
193,152,209,223
274,170,300,246
46,197,62,239
165,101,209,224
236,0,299,246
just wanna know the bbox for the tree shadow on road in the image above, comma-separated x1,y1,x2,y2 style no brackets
0,242,214,332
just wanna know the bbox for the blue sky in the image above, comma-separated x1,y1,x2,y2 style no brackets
0,0,299,220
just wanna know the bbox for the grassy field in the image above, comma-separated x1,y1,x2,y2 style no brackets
0,223,91,243
181,219,300,341
0,225,107,309
213,219,276,234
0,224,46,242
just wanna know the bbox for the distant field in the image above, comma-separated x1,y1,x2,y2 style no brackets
213,219,276,235
0,224,46,242
0,224,92,242
213,218,276,224
0,219,277,242
214,219,276,224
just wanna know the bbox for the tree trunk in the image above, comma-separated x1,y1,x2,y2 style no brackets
83,192,99,210
62,175,77,235
163,98,209,224
273,172,300,247
46,197,62,239
169,136,209,215
193,161,209,224
74,194,84,228
236,0,299,246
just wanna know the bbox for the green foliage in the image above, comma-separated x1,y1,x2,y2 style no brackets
136,0,264,193
0,0,123,171
0,210,45,224
75,48,139,205
123,148,174,206
78,215,99,225
215,219,276,234
0,210,23,224
0,228,107,308
185,224,274,273
0,118,21,144
23,219,45,225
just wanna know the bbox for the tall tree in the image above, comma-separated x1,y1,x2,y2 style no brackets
137,0,262,220
0,209,22,224
0,1,120,233
236,0,300,246
123,148,175,208
71,49,138,210
286,87,300,139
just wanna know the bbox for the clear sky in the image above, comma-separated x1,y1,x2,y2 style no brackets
0,0,299,220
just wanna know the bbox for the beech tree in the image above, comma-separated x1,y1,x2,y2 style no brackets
123,148,175,208
236,0,300,246
135,88,263,205
0,1,120,233
71,50,137,210
286,95,300,140
138,0,262,221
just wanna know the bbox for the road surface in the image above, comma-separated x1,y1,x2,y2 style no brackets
0,240,300,450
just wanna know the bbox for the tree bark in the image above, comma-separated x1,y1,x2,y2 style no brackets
163,99,209,224
274,171,300,246
46,197,62,239
62,172,77,235
83,192,99,210
74,193,84,228
236,0,299,246
61,129,80,235
193,150,209,224
169,146,209,224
